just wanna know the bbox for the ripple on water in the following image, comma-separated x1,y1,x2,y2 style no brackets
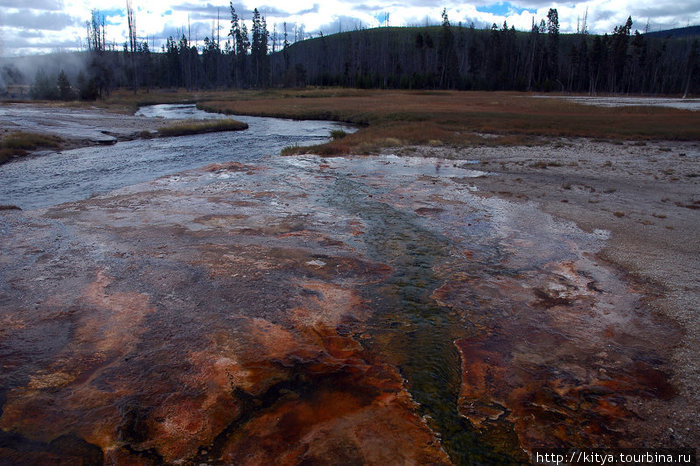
0,104,355,210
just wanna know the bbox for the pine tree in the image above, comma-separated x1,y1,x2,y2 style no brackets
57,70,73,100
546,8,560,89
30,69,58,100
228,3,244,86
238,22,250,86
610,16,632,93
438,9,459,88
251,9,269,87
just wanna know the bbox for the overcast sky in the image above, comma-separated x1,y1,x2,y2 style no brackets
1,0,698,56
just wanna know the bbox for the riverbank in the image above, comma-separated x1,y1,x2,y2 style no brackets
0,102,247,164
198,89,700,156
4,90,699,161
0,103,168,149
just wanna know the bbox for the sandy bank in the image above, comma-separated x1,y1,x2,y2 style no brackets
0,103,171,148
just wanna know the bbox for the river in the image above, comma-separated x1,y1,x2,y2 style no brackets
0,104,354,210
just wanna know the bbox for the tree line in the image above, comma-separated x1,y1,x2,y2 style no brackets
29,6,699,99
281,11,698,96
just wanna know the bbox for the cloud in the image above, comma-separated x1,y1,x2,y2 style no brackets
172,2,238,16
507,0,560,7
171,2,289,23
314,15,368,34
187,11,228,20
631,2,699,19
2,0,700,57
388,0,446,6
150,24,188,41
169,2,320,21
3,11,77,31
290,4,321,15
149,20,217,42
0,0,63,11
1,35,80,52
476,2,535,16
17,29,46,38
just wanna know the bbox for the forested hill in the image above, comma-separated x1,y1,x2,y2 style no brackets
644,26,700,39
274,23,699,95
5,13,698,99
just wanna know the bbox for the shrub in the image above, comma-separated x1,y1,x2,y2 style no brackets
330,129,347,140
0,132,63,163
157,119,248,137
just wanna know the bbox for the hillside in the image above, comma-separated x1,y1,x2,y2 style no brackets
645,25,700,39
272,24,699,94
2,23,698,97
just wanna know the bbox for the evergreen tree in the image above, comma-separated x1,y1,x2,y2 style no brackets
139,41,153,91
283,22,290,74
610,16,632,92
30,69,58,100
251,8,269,87
588,34,604,94
546,8,560,88
57,70,73,100
229,3,242,86
50,6,700,95
239,22,250,85
229,5,250,87
164,36,181,87
438,9,459,88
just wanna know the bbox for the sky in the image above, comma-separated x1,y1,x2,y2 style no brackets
0,0,699,56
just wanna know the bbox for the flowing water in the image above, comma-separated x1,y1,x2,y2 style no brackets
0,104,354,210
325,174,492,463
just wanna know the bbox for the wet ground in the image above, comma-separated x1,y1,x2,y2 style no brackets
535,95,700,111
0,104,151,144
0,153,683,464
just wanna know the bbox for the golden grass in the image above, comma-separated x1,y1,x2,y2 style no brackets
156,119,248,137
0,131,63,164
80,88,700,155
196,89,700,155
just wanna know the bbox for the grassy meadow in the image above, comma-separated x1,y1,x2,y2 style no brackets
97,88,700,155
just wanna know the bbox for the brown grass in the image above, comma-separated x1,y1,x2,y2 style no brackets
0,131,63,164
195,89,700,155
157,119,248,137
80,88,700,155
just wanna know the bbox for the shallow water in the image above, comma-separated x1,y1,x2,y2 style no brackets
0,104,353,210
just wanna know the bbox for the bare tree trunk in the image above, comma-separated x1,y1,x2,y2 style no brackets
126,0,137,93
683,40,697,98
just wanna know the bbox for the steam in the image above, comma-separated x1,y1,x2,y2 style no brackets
0,51,90,89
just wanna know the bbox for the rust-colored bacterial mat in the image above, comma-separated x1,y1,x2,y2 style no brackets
0,155,679,464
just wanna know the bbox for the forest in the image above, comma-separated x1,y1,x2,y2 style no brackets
17,5,700,99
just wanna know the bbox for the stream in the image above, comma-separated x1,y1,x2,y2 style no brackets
0,104,353,210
